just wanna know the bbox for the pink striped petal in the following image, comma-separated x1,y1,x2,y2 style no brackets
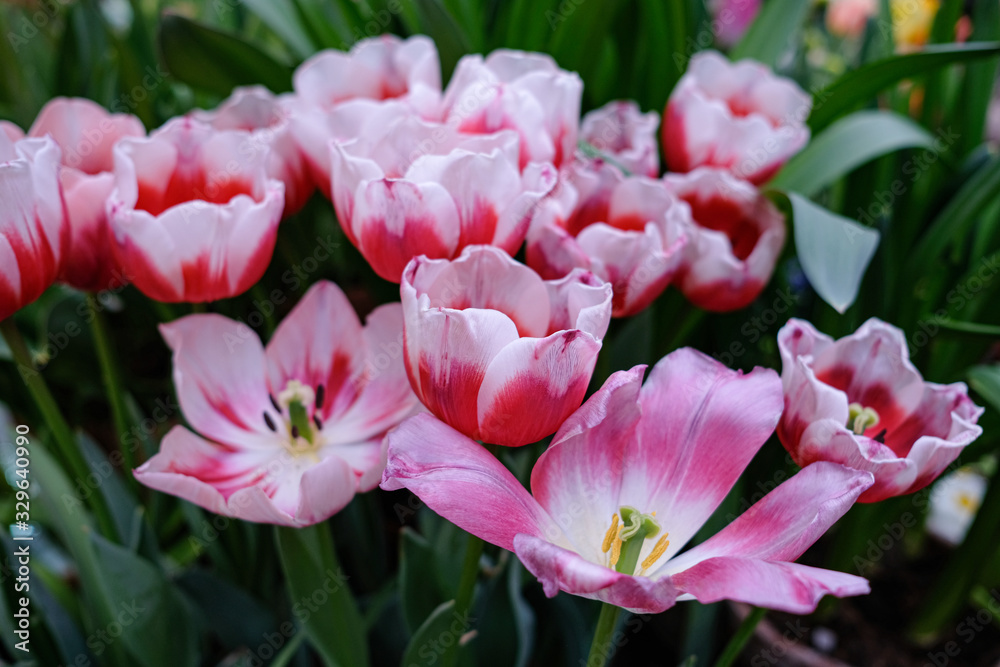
671,558,869,614
620,348,783,559
265,281,366,422
513,534,680,614
159,314,277,451
477,330,602,447
665,462,873,571
531,367,646,559
381,414,561,550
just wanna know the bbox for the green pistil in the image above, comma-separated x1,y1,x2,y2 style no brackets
287,398,314,444
847,402,880,436
615,506,660,575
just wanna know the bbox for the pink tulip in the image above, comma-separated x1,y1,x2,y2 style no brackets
290,35,442,199
107,118,285,303
331,117,557,282
289,97,413,200
134,281,420,526
663,50,811,185
293,35,441,118
777,318,983,503
191,86,312,216
826,0,877,38
27,98,145,292
579,100,660,178
526,175,688,317
1,121,24,143
709,0,762,47
442,50,582,169
401,245,612,447
664,167,786,312
383,351,874,613
0,133,67,321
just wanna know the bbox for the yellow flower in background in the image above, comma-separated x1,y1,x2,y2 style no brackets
891,0,941,51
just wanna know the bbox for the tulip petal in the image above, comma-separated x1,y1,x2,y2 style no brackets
160,315,277,450
531,367,645,559
381,414,561,550
513,534,680,614
620,348,783,559
671,558,869,614
664,462,873,572
266,281,367,422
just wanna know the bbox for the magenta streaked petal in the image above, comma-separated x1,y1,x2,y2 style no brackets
381,414,561,550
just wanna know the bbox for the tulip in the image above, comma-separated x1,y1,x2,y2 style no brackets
331,117,557,282
579,100,660,178
26,98,145,292
826,0,877,38
708,0,762,47
442,49,582,168
107,118,285,303
777,318,983,503
293,35,441,118
0,132,67,322
192,86,312,216
663,50,811,185
664,167,786,312
135,281,420,526
1,121,24,143
383,351,874,613
891,0,940,52
401,245,612,447
526,175,688,317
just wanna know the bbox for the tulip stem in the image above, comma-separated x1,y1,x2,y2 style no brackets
0,317,118,538
586,602,622,667
714,606,765,667
88,299,137,491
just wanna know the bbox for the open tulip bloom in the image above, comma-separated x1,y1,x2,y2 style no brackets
777,318,983,503
383,349,874,614
134,281,420,526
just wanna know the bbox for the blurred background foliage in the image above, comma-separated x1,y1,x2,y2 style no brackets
2,0,1000,665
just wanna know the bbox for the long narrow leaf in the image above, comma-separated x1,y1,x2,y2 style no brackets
771,110,935,196
810,42,1000,131
731,0,810,67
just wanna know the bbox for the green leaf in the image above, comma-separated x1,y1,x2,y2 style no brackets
157,13,293,95
778,192,881,313
810,42,1000,131
731,0,810,67
410,0,471,81
771,110,935,197
968,364,1000,414
275,525,369,667
401,599,472,667
906,156,1000,284
90,534,201,667
959,0,1000,154
400,527,446,634
238,0,318,58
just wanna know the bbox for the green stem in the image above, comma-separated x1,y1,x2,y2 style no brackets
89,300,136,491
0,317,117,538
191,302,207,314
714,606,766,667
586,602,623,667
439,531,485,667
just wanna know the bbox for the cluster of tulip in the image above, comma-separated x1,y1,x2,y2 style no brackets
0,34,981,617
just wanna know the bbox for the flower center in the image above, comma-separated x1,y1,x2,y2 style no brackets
600,506,670,576
847,402,880,436
263,380,326,457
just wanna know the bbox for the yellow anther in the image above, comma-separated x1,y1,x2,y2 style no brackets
609,528,623,567
640,533,670,571
601,513,620,553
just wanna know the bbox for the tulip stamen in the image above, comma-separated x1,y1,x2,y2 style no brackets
847,402,880,436
263,412,277,432
640,533,670,573
276,380,323,453
605,506,662,576
269,393,282,413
